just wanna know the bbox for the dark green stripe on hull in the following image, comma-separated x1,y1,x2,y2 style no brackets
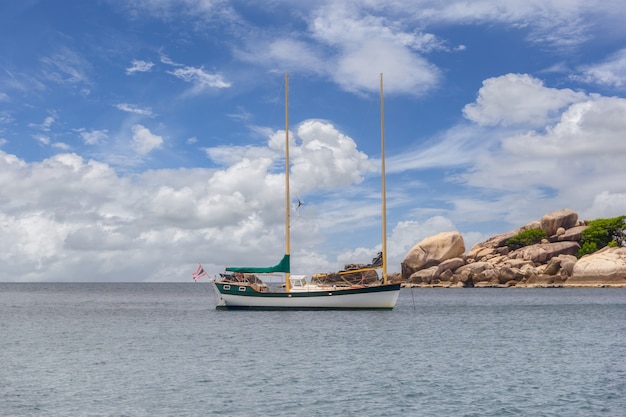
214,282,401,297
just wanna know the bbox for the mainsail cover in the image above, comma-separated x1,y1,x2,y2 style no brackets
225,254,290,273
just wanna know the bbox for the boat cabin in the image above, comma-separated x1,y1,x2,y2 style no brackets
289,275,308,290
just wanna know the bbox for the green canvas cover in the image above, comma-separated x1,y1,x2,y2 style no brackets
225,254,290,273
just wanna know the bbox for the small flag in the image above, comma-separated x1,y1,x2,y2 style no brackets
192,264,207,282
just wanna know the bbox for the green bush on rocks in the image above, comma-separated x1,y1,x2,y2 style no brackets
505,228,547,250
577,215,626,258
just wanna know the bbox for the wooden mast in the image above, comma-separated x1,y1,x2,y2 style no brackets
380,73,388,284
285,73,291,292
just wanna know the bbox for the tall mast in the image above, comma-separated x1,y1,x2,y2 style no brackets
380,73,388,284
285,73,291,292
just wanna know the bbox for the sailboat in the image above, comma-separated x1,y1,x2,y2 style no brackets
211,74,401,309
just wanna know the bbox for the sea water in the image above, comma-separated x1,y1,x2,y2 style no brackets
1,284,624,416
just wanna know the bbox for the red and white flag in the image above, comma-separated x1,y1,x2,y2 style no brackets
192,264,207,282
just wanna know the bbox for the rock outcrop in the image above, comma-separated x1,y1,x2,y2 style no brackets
401,232,465,278
401,209,625,288
540,209,578,236
569,247,626,286
511,241,580,264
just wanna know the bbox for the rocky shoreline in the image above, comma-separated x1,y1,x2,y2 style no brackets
396,209,626,288
401,282,626,288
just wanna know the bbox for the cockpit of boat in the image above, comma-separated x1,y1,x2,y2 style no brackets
289,275,308,288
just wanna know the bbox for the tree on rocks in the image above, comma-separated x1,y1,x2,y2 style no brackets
578,216,626,258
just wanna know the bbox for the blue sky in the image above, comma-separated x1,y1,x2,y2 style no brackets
1,0,626,282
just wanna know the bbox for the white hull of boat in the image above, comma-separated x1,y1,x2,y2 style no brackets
212,283,400,309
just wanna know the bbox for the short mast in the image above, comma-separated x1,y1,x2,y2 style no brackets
380,73,388,285
285,73,291,292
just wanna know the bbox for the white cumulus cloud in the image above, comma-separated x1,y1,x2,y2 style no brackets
0,118,395,281
463,73,588,127
288,120,374,194
131,124,163,155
